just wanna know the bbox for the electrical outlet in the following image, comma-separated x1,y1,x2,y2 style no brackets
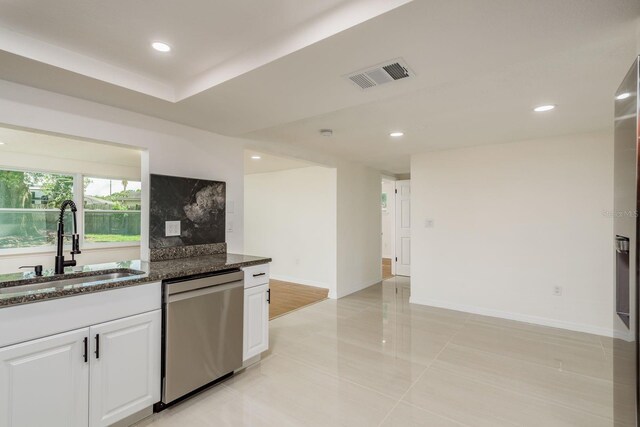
425,219,434,228
227,220,233,232
165,221,181,237
553,286,562,296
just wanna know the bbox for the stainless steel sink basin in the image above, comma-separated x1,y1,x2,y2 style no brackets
0,269,145,295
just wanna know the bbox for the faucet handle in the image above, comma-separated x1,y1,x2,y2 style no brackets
72,234,81,255
19,265,43,277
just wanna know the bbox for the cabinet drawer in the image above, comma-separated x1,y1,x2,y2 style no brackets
243,264,270,288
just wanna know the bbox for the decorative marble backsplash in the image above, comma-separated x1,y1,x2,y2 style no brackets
150,174,226,250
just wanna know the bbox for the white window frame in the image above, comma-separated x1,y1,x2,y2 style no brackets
0,169,141,256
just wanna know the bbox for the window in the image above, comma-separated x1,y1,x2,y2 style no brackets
0,169,74,249
83,177,141,243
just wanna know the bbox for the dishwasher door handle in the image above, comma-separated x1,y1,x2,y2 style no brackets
167,280,244,303
166,270,244,296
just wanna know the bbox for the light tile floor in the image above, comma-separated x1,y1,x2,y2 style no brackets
137,276,613,426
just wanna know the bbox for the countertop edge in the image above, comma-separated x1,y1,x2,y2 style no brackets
0,257,271,309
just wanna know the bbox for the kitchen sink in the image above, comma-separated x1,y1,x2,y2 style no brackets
0,269,145,295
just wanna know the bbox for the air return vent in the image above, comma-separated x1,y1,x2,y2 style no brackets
345,58,414,90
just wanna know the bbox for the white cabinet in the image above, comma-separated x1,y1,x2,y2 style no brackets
243,283,270,361
89,311,161,427
0,308,161,427
0,328,89,427
243,263,270,288
242,264,270,362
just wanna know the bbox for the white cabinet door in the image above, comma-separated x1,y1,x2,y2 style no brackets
243,283,269,361
395,180,411,276
0,328,89,427
89,310,161,427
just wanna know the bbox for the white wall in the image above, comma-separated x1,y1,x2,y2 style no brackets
381,180,395,259
0,80,244,265
336,161,382,298
0,151,140,180
410,131,614,336
243,138,384,298
244,166,337,295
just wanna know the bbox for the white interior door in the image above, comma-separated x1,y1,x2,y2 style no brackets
395,180,411,276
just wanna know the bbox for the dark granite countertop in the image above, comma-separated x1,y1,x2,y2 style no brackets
0,253,271,308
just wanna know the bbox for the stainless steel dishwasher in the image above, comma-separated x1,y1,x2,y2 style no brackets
160,270,244,406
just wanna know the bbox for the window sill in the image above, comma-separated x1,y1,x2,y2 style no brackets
0,242,140,257
82,242,141,250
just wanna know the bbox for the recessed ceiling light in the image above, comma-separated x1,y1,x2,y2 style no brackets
251,155,261,160
320,129,333,137
616,92,631,101
390,132,404,137
151,42,171,52
0,142,5,145
533,105,556,112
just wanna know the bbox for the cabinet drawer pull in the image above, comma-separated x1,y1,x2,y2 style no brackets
95,334,100,359
267,289,270,304
83,337,88,363
253,272,266,277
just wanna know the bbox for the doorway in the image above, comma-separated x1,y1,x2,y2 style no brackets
381,178,396,279
243,150,336,318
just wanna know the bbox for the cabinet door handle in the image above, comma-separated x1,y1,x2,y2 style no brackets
267,289,270,304
95,334,100,359
83,337,88,363
253,272,266,277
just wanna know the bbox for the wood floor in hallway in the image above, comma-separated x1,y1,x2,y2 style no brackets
268,279,329,319
382,257,394,280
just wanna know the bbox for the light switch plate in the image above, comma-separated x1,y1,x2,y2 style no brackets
165,221,181,237
227,200,235,214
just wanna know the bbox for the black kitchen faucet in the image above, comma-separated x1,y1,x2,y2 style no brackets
54,200,81,274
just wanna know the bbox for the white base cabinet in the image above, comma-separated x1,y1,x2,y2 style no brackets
0,309,161,427
243,283,269,360
89,311,161,427
0,328,89,427
242,264,270,362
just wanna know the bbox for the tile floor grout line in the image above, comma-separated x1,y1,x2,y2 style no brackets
273,349,404,402
376,324,468,427
373,282,473,426
464,320,606,351
450,315,612,383
430,360,614,421
402,319,611,424
441,339,613,384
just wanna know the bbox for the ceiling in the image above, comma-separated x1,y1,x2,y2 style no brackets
244,150,317,175
0,0,637,174
0,126,141,167
0,0,410,100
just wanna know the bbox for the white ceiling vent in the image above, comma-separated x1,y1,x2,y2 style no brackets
345,58,414,90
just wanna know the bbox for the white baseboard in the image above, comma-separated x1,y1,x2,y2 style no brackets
409,296,614,338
